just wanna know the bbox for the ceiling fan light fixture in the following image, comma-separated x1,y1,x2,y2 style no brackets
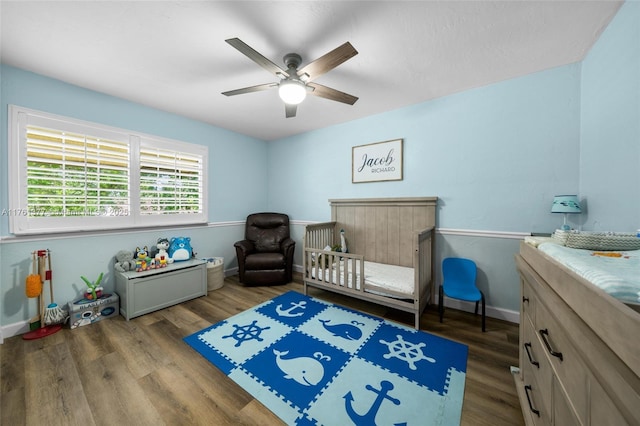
223,38,358,117
278,79,307,105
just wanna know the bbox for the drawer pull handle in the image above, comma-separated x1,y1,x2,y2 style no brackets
539,328,563,361
524,385,541,417
524,342,539,368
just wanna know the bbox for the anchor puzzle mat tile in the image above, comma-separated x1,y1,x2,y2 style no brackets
184,291,468,425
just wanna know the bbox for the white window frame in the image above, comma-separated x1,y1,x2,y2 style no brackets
8,105,208,235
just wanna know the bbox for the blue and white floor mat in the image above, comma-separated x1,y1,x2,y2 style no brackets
184,291,468,425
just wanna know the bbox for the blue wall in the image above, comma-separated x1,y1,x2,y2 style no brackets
580,1,640,232
1,2,637,333
268,64,581,232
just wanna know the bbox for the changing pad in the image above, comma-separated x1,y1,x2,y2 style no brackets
538,242,640,305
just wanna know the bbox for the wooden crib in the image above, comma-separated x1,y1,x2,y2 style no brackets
303,197,437,329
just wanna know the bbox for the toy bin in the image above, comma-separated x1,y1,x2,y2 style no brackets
68,292,119,329
205,257,224,291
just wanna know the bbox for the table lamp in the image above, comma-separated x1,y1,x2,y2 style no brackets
551,195,581,230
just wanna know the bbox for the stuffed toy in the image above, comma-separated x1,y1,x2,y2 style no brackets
134,246,153,271
135,246,150,260
81,272,104,300
155,237,173,266
114,250,137,272
169,236,193,262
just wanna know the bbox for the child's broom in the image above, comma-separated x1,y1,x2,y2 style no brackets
23,250,63,340
25,252,43,330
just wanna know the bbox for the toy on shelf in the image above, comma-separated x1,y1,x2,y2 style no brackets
134,246,153,272
169,237,193,262
131,242,178,272
81,272,104,300
114,249,137,272
154,238,172,267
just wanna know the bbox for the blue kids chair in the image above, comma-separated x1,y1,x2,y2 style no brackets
439,257,486,332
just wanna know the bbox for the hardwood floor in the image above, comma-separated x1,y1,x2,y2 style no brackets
1,274,525,425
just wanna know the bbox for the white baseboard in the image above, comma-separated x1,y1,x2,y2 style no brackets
439,297,520,324
1,321,31,341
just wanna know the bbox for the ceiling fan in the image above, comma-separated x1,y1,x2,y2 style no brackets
222,38,359,118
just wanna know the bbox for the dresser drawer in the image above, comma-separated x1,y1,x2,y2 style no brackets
520,365,551,426
552,375,580,426
522,321,552,419
589,372,635,426
535,301,587,424
521,278,536,325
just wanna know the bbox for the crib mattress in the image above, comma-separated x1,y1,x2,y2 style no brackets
311,260,414,297
538,242,640,305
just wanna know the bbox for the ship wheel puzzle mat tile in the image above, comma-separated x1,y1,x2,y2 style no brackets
184,291,468,425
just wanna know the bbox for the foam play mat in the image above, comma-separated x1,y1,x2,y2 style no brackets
184,291,468,425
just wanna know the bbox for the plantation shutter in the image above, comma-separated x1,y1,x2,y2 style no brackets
9,105,208,234
139,145,204,216
26,125,130,217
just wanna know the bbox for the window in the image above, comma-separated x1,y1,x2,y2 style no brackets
8,105,208,235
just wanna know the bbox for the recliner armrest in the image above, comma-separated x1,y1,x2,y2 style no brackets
281,237,295,254
234,240,255,257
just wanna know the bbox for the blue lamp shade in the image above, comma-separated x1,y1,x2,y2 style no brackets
551,195,582,214
551,195,581,230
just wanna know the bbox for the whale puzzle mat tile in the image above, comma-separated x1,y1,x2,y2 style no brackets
184,291,468,425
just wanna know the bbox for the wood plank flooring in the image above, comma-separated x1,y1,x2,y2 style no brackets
1,274,524,425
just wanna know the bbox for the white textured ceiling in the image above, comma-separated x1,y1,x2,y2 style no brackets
0,1,623,141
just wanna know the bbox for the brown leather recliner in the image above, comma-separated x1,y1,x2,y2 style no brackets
234,212,295,286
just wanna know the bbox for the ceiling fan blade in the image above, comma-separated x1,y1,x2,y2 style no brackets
298,42,358,82
307,83,358,105
285,103,297,118
226,38,289,78
222,83,277,97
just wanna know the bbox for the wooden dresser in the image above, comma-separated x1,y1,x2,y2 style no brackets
514,242,640,425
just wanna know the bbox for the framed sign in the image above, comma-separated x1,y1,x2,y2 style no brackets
352,138,403,183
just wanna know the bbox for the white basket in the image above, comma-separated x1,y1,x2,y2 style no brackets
205,257,224,291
